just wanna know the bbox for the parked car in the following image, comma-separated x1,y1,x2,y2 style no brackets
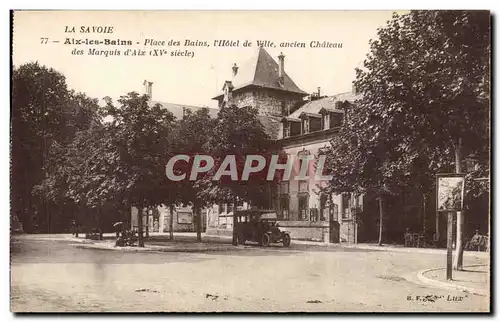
233,210,291,247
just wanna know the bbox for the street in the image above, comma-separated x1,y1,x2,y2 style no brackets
10,236,489,312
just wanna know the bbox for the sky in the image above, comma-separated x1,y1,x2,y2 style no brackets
13,11,404,109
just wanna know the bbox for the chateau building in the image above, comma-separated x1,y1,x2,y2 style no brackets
209,46,362,243
132,47,362,243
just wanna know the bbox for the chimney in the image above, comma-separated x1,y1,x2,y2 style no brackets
223,80,234,107
317,87,321,97
232,63,239,77
148,82,153,99
278,52,285,85
143,80,153,99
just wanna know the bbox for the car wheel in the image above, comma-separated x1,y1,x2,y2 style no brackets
282,233,291,247
261,233,271,247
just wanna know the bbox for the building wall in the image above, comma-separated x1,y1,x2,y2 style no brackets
233,91,254,108
230,88,303,117
253,89,302,117
131,205,210,233
278,135,363,243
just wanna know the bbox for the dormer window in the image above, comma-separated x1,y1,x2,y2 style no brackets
290,121,301,136
309,116,322,132
281,118,301,138
302,118,309,134
321,113,330,130
282,121,290,138
299,112,321,134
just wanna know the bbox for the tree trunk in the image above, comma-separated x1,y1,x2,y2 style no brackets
232,196,238,246
145,207,150,238
378,195,384,246
137,207,145,247
169,204,174,241
422,194,427,233
453,137,464,270
195,204,202,242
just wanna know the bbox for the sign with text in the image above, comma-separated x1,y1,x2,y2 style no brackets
436,174,465,212
177,211,193,224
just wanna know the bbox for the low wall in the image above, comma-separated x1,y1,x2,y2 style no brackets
205,228,233,237
277,221,330,242
206,221,334,243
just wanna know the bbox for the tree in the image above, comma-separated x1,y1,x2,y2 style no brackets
53,93,176,246
101,93,177,246
12,62,104,232
199,104,275,245
327,11,489,258
33,91,102,229
171,108,216,242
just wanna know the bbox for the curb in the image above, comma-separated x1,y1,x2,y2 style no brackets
343,244,490,257
417,265,488,296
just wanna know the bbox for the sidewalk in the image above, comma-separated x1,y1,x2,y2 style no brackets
418,265,489,296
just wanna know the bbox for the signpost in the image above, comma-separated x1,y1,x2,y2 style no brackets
436,174,465,280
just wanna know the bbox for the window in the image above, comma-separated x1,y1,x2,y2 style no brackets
281,100,287,116
320,194,328,221
298,195,309,221
279,181,289,220
279,181,289,194
309,117,322,132
321,114,329,130
279,195,289,220
302,118,310,134
299,180,308,193
342,193,351,219
290,122,301,136
332,204,339,222
283,123,290,138
310,208,320,222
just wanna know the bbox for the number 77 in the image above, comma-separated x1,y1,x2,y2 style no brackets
40,37,48,44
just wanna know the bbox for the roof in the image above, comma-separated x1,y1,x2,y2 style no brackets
149,101,219,119
213,47,308,99
288,92,359,119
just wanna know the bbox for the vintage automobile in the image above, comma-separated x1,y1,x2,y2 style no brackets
233,210,291,247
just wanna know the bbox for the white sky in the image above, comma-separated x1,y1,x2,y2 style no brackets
13,11,404,109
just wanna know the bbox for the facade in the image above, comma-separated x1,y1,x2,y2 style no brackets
275,93,362,243
209,47,363,243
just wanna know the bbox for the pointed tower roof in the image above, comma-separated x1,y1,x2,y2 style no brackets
213,47,308,99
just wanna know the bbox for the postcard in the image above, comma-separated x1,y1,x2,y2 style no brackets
10,10,491,312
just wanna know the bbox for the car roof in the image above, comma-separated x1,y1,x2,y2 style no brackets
260,213,278,220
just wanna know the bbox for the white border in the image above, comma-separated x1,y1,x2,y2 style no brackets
3,1,498,321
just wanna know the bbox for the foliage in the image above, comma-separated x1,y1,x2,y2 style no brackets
199,104,275,208
12,62,101,231
324,10,490,197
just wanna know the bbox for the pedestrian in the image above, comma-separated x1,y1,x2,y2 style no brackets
71,220,76,236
